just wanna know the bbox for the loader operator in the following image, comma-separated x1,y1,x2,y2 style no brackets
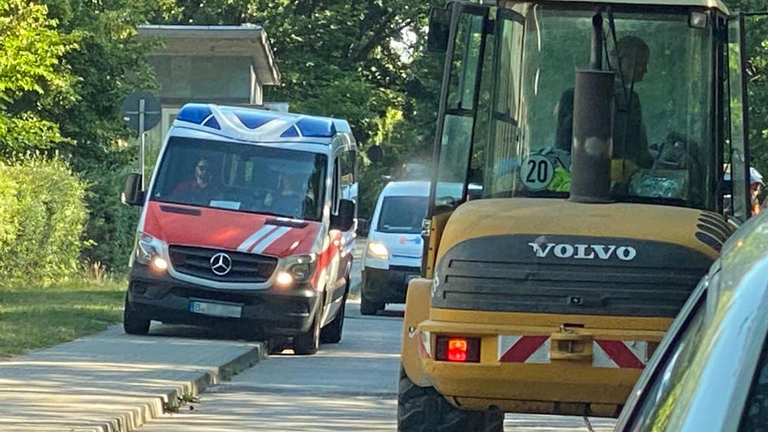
554,35,654,171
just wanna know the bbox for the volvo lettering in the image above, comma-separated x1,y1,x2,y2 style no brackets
528,243,638,261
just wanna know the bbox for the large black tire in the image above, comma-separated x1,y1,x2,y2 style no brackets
293,303,322,355
397,368,504,432
123,294,150,336
320,288,347,344
360,282,385,316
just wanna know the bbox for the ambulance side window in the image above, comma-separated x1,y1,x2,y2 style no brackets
340,150,357,203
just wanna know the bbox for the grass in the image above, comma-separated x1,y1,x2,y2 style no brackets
0,277,126,359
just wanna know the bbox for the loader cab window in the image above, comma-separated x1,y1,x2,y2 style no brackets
433,5,489,209
482,5,716,210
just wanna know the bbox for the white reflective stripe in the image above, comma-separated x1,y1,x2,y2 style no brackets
524,338,551,364
421,331,431,357
626,341,648,364
253,118,297,136
592,342,619,368
237,226,277,252
498,335,522,361
251,226,291,254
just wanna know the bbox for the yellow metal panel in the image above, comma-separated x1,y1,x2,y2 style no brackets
424,360,641,407
436,198,720,264
419,319,667,342
425,211,452,279
412,312,668,413
429,308,673,331
401,278,434,388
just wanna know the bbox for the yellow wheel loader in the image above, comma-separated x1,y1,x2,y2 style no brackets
398,0,761,430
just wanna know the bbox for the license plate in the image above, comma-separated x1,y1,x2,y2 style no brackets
189,300,242,318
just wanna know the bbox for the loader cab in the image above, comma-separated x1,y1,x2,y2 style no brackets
426,0,754,238
397,0,764,427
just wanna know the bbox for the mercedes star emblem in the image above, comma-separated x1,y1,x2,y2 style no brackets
210,252,233,276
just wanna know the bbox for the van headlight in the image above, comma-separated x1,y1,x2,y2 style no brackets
367,241,389,260
135,233,168,271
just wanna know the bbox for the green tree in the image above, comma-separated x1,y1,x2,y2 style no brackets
728,1,768,189
151,0,440,217
39,0,157,270
152,0,428,145
0,0,78,155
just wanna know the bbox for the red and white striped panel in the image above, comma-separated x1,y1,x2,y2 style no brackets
498,335,551,364
592,340,648,369
497,335,648,369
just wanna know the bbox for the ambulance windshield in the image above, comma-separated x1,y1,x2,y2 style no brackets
151,137,327,221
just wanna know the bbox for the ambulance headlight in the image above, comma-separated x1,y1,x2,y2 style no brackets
284,253,317,283
135,233,167,270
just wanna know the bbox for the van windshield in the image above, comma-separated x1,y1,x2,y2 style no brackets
151,137,327,221
377,196,428,234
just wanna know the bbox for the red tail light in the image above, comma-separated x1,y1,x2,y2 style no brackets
435,336,480,363
448,338,468,361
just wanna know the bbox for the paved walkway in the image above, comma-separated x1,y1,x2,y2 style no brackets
0,325,264,432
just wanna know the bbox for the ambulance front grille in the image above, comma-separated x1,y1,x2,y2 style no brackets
168,245,277,283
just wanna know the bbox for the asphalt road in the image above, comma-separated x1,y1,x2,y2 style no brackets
138,302,616,432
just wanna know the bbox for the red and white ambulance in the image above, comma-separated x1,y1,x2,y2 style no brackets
120,104,358,355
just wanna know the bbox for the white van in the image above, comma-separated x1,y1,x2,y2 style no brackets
360,181,429,315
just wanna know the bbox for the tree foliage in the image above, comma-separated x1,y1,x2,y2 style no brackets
151,0,441,216
0,0,155,271
0,0,78,155
152,0,430,145
41,0,155,270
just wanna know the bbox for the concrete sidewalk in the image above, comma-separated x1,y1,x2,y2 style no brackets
0,325,265,432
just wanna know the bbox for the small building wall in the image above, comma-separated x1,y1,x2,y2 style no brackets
150,55,254,104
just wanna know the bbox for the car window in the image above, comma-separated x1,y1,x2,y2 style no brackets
738,334,768,431
625,286,708,432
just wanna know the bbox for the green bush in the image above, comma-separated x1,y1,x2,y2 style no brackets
0,173,18,257
0,156,88,284
80,159,140,274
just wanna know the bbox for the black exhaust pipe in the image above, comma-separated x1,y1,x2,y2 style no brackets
569,13,615,204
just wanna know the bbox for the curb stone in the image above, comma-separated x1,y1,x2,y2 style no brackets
76,341,266,432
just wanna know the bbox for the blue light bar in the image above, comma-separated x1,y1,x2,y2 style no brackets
296,118,336,138
280,125,300,138
177,104,213,125
235,110,280,129
203,116,221,130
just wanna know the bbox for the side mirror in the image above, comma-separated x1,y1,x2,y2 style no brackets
427,6,451,53
121,173,145,206
366,145,384,163
356,218,369,237
331,199,355,231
